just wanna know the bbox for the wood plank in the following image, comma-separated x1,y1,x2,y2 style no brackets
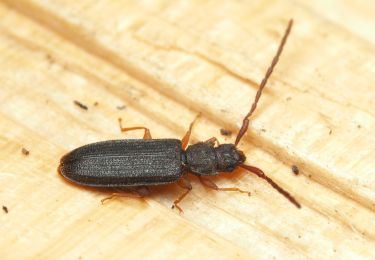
0,0,374,258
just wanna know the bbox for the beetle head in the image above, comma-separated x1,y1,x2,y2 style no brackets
215,144,246,172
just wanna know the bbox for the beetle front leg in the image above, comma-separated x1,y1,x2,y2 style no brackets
172,175,192,213
118,118,152,139
204,137,220,146
101,186,150,204
199,176,251,196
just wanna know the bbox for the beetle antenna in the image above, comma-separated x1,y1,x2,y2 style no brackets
239,164,301,208
235,19,293,146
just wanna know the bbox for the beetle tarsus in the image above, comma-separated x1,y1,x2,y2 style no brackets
199,176,251,196
101,188,147,204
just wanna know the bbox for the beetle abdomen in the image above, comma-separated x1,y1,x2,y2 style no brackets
59,139,183,187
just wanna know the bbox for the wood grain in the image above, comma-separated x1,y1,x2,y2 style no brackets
0,0,374,259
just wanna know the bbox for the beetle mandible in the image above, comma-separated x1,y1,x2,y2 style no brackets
59,19,300,212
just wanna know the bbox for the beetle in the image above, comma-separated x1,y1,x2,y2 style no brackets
59,19,300,211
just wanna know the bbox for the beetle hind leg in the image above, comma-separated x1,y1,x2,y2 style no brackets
199,176,251,196
172,176,192,213
118,118,152,139
101,186,149,204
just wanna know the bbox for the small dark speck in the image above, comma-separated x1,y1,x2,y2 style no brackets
357,124,361,129
116,105,126,110
308,174,312,178
329,129,332,135
2,206,8,214
45,53,55,65
291,165,299,175
220,128,232,136
74,100,88,110
22,148,30,156
93,102,99,106
261,128,266,132
298,235,301,239
286,96,292,101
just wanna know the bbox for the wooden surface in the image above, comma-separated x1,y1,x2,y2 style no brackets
1,0,374,259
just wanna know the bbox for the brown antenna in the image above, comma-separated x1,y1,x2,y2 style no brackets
239,164,301,208
235,19,293,146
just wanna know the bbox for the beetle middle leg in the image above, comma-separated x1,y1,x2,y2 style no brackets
199,176,251,196
181,113,201,149
118,118,152,139
172,175,192,213
101,186,149,204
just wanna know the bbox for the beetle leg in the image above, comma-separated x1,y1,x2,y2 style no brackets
118,118,152,139
181,113,201,149
172,176,192,213
101,186,149,204
199,176,251,196
204,137,220,146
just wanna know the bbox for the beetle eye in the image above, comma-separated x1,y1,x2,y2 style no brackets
237,150,246,163
226,166,235,172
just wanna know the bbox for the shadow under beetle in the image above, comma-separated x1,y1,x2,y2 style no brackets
59,19,300,212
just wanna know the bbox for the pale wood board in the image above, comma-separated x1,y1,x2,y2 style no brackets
0,0,374,259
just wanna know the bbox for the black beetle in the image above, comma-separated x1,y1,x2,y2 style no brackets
59,19,300,211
